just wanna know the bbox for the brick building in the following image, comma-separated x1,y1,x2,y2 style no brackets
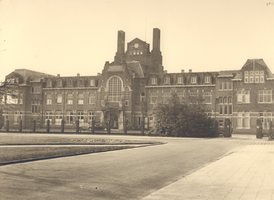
2,28,274,134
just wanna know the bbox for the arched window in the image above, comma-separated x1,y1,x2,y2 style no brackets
108,77,122,102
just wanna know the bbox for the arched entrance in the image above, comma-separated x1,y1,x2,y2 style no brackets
105,111,119,129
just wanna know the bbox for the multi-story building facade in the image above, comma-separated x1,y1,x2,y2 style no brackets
2,28,274,134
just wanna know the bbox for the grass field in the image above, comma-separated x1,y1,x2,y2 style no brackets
0,133,160,165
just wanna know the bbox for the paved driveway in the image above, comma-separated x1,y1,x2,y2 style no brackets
0,134,259,200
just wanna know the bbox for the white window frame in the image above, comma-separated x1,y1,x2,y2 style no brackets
205,76,211,84
258,90,272,103
151,77,157,85
191,76,197,84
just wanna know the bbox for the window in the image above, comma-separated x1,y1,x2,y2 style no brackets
125,87,129,100
255,76,259,83
219,96,232,115
47,80,52,87
151,77,157,84
177,77,183,84
57,80,62,87
6,94,18,104
219,82,232,91
258,90,272,103
237,112,250,129
164,77,170,84
260,112,272,129
108,77,122,102
31,87,40,93
46,94,52,105
19,93,23,104
78,93,84,104
260,76,264,83
88,92,96,104
205,76,211,83
140,92,145,102
191,76,197,84
237,90,250,103
67,93,73,105
57,94,62,104
219,120,224,128
163,92,171,104
249,76,253,83
88,111,94,123
219,82,223,90
45,111,52,125
31,99,40,113
55,111,62,125
14,111,22,124
77,111,84,126
66,111,74,125
190,91,198,96
150,92,157,104
90,79,95,86
68,80,73,87
203,92,212,104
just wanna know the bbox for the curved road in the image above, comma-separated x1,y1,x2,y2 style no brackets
0,134,249,200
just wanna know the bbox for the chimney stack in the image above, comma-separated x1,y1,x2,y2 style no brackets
189,69,192,73
77,73,80,77
181,70,184,73
152,28,160,52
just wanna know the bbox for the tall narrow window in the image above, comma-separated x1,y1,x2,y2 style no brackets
45,111,52,125
205,76,211,83
66,111,74,125
46,94,52,105
55,111,62,125
163,92,171,104
67,93,73,105
108,77,122,102
78,93,84,104
57,94,62,104
88,92,96,104
150,92,158,104
77,111,84,126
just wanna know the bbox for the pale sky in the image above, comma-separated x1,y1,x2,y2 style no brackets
0,0,273,81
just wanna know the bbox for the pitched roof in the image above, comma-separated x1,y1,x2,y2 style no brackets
126,61,145,78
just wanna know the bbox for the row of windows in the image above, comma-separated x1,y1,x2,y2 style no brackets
219,82,232,91
244,71,264,83
129,50,143,55
46,93,97,105
236,112,272,129
45,111,95,125
149,92,212,104
150,75,212,85
46,79,96,88
237,90,272,104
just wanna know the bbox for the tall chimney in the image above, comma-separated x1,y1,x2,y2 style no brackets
114,30,125,63
117,30,125,54
152,28,160,52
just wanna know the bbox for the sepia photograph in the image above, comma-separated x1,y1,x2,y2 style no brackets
0,0,273,199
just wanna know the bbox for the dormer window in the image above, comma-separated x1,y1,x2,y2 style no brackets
90,79,95,87
205,76,211,84
47,80,52,88
57,79,62,87
164,77,170,84
78,79,84,87
177,77,183,84
151,77,157,85
191,76,197,84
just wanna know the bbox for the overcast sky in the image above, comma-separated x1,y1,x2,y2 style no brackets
0,0,273,81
